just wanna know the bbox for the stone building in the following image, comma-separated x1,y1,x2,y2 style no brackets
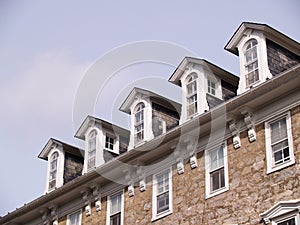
1,22,300,225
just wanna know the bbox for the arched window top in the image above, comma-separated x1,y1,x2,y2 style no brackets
88,129,97,138
245,39,258,50
50,151,59,161
134,102,145,113
186,73,198,83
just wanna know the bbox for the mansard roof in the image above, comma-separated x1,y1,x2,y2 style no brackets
38,138,84,160
1,64,299,225
119,87,181,114
74,115,130,140
225,22,300,56
168,57,239,87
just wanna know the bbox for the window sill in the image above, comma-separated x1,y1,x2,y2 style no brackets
152,209,172,222
205,186,229,199
267,160,295,174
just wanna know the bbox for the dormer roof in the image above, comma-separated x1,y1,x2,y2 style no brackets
168,57,239,87
225,22,300,56
119,87,181,114
74,115,130,140
38,138,84,160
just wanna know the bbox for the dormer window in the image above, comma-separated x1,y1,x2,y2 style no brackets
105,134,115,151
244,39,259,87
49,152,58,191
134,103,145,143
207,79,216,96
186,73,198,117
87,130,97,171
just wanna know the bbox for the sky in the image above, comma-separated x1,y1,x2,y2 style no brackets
0,0,299,216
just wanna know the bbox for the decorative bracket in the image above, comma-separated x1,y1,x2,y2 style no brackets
128,184,135,197
91,184,101,212
49,206,58,225
241,109,256,142
137,166,146,192
81,189,92,216
190,155,198,169
228,117,241,149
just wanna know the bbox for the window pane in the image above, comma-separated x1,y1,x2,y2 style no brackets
278,218,295,225
157,171,169,194
110,213,121,225
68,211,80,225
210,168,225,191
157,192,169,214
210,147,224,171
110,194,121,215
271,118,287,143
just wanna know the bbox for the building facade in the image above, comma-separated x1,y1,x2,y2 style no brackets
1,22,300,225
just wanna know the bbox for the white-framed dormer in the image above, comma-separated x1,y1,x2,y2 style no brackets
120,88,181,149
235,31,272,94
224,22,300,95
75,116,130,173
39,139,65,193
169,58,236,125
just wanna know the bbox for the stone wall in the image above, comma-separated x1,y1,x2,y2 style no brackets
57,105,300,225
63,153,84,184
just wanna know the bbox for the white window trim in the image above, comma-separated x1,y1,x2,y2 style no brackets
66,209,82,225
272,213,299,225
185,73,198,118
205,143,229,199
265,111,295,174
106,190,124,225
45,146,65,193
134,102,145,145
104,132,118,154
260,199,300,225
206,75,222,99
152,168,173,221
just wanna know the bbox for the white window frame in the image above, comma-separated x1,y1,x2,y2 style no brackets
243,38,260,88
186,73,198,118
106,190,124,225
273,214,299,225
244,39,259,87
87,129,97,172
105,133,115,152
48,151,59,191
265,111,295,174
134,103,145,144
207,79,216,96
66,210,82,225
152,168,173,221
205,143,229,198
261,200,300,225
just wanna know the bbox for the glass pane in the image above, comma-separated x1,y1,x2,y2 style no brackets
110,213,121,225
210,147,224,170
157,192,169,214
278,218,295,225
210,167,225,191
110,194,121,215
271,118,287,143
69,211,80,225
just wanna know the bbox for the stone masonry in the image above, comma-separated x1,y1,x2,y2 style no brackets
57,105,299,225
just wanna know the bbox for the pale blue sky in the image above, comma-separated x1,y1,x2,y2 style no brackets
0,0,299,216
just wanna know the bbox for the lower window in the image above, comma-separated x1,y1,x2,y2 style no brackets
265,112,295,174
277,218,296,225
205,143,228,198
107,191,124,225
152,168,172,220
67,210,82,225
